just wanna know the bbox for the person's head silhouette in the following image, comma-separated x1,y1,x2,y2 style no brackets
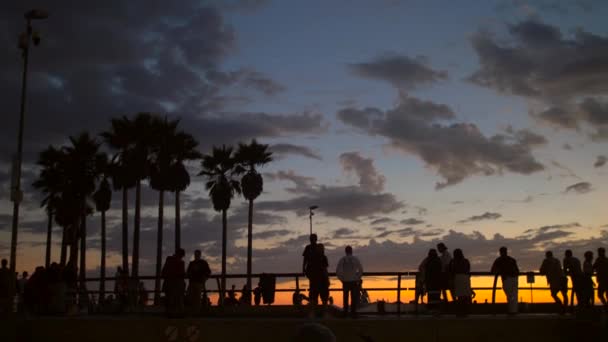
499,246,508,257
545,251,553,258
565,249,573,258
598,247,606,257
194,249,201,260
310,234,317,244
345,245,353,255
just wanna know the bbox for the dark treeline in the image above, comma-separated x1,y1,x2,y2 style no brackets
31,112,273,303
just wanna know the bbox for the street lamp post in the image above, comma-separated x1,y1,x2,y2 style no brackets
9,9,48,272
308,205,318,235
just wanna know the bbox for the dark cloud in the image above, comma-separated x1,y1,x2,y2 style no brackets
458,212,502,223
565,181,593,194
332,228,356,239
594,155,607,168
350,54,447,90
253,229,292,240
270,144,322,161
400,218,424,225
523,222,581,235
470,19,608,139
339,152,386,193
263,170,315,194
337,95,545,188
496,0,600,15
256,185,404,220
369,217,395,226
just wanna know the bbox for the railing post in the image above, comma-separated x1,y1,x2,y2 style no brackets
396,273,401,316
491,274,498,315
295,275,300,292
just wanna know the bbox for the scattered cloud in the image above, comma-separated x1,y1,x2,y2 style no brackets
339,152,386,193
458,212,502,223
270,144,322,161
594,155,607,168
400,218,425,225
338,94,545,188
564,181,593,194
264,170,316,194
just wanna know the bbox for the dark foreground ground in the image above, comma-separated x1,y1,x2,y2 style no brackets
2,308,607,342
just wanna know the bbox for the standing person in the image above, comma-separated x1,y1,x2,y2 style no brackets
317,244,330,308
437,243,452,303
302,234,322,306
491,247,519,314
253,282,262,306
186,250,211,314
539,251,568,312
16,271,28,313
113,266,123,296
593,247,608,308
580,251,594,307
0,259,16,314
563,249,583,306
448,249,472,316
424,249,442,314
162,248,186,317
336,245,363,318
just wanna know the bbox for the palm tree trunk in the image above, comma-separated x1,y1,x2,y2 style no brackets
246,199,253,304
69,222,79,266
132,180,141,278
175,190,180,251
99,210,106,301
121,187,129,274
79,214,87,289
60,226,67,266
221,209,227,306
45,211,53,268
154,189,164,305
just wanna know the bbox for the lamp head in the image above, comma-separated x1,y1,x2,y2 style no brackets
309,205,318,211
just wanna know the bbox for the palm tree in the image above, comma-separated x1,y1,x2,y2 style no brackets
32,146,65,268
149,117,178,304
235,139,272,300
198,145,243,305
129,113,157,279
93,176,112,300
170,132,202,251
101,117,137,274
61,133,106,287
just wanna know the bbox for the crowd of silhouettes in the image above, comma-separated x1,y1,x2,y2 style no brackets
1,242,607,318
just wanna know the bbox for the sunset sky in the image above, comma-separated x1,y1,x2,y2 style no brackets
1,0,607,299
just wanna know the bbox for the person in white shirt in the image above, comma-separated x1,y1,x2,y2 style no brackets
336,245,363,317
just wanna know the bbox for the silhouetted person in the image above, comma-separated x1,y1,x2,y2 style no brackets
113,266,122,295
186,250,211,313
437,243,452,302
563,249,583,306
593,247,608,307
292,289,309,305
580,251,594,307
359,285,370,306
336,245,363,317
63,260,78,313
16,271,28,312
424,249,442,313
0,258,16,314
539,251,568,312
240,284,252,305
225,284,238,306
47,262,65,314
449,248,471,315
294,323,336,342
253,283,262,306
162,248,186,317
138,281,148,307
302,233,318,301
415,255,427,307
491,246,519,314
317,244,330,308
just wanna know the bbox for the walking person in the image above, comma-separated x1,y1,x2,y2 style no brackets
0,259,16,315
437,243,453,303
593,247,608,309
580,251,594,307
336,245,363,318
539,251,568,313
448,248,472,316
302,234,325,308
491,247,519,314
186,250,211,314
162,248,186,317
563,249,583,307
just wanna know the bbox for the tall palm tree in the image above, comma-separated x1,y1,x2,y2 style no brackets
170,132,202,251
198,145,243,305
235,139,273,299
101,117,137,274
61,133,106,287
93,176,112,300
129,113,157,279
149,117,178,304
32,146,65,268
